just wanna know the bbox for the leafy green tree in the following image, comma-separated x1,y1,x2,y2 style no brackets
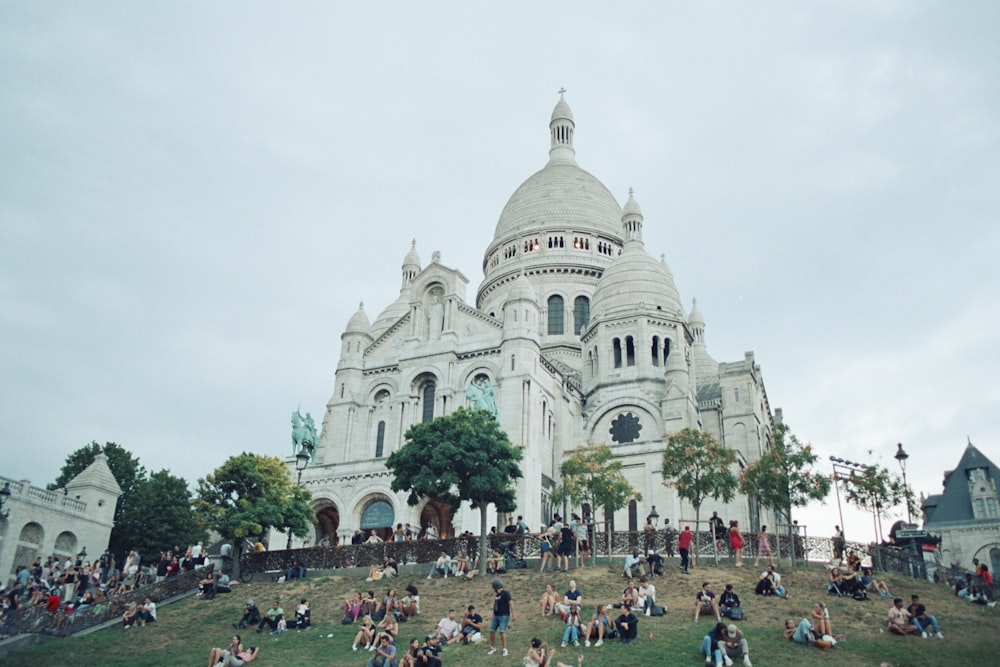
115,470,207,565
660,428,737,561
386,407,523,574
49,441,147,558
840,463,918,539
193,453,314,578
738,422,830,566
551,442,641,564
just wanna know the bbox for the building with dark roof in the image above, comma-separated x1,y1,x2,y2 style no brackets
922,440,1000,574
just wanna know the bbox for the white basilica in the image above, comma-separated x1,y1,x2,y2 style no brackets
295,95,778,545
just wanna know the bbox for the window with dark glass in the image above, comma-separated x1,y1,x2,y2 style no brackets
547,295,564,335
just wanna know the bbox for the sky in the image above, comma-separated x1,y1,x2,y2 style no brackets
2,2,998,544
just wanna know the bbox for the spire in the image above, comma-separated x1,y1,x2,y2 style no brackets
401,239,421,288
622,187,643,243
548,88,577,165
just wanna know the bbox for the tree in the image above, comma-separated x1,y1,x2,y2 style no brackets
660,428,738,562
115,470,207,565
193,453,315,578
840,464,918,542
738,422,830,566
386,407,523,575
49,441,147,559
550,442,641,564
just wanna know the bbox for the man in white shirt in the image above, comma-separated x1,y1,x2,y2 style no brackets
637,577,657,616
428,551,452,579
436,609,461,644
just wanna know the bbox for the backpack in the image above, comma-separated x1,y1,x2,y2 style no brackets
852,589,868,601
723,606,743,620
650,605,666,617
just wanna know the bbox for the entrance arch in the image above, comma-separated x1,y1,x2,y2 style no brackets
420,499,454,539
314,500,341,546
359,496,396,541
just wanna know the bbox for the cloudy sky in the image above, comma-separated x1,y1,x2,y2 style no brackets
2,2,998,543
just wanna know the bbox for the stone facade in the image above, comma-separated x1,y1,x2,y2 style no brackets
923,441,1000,574
282,95,779,546
1,453,120,583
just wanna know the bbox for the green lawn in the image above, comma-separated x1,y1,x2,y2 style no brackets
4,561,995,667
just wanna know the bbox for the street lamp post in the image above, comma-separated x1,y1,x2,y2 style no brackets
894,442,911,523
286,445,311,549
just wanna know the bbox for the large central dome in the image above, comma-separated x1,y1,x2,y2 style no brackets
478,94,624,312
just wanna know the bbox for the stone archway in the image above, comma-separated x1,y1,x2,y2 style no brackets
420,500,454,539
314,504,341,546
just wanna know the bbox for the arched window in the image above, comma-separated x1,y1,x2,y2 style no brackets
547,295,564,335
573,296,590,334
422,382,436,423
651,336,660,366
625,336,636,367
664,337,671,361
375,421,386,458
628,500,638,532
613,338,622,369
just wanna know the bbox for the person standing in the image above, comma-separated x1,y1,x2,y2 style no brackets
832,526,845,564
730,521,744,567
487,578,515,657
557,521,575,572
678,526,694,574
663,518,677,558
754,526,773,567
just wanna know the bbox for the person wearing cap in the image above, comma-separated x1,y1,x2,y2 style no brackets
233,599,260,629
487,578,515,657
718,623,752,667
678,526,694,573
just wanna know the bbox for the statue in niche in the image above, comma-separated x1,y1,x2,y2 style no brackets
428,292,444,339
466,375,498,419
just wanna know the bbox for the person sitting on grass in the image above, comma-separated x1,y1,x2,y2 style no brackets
351,614,377,651
700,621,727,665
400,584,420,619
637,576,657,616
453,550,472,578
122,601,139,628
621,579,639,609
421,633,443,667
427,551,452,579
399,637,422,667
360,590,379,618
583,604,610,647
719,623,753,667
435,608,461,644
525,637,583,667
255,600,284,634
614,603,639,644
695,582,722,622
366,632,396,667
377,613,399,645
623,552,644,578
861,566,893,597
459,604,483,644
560,603,583,647
540,583,560,617
557,579,584,617
719,584,741,619
906,594,943,639
367,556,397,582
234,599,261,629
343,591,363,624
294,598,310,630
810,602,832,637
887,597,920,635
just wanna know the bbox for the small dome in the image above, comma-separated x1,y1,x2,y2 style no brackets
622,190,643,218
551,94,574,123
688,298,705,327
371,293,410,339
592,243,682,318
506,273,538,304
345,302,370,334
402,239,420,270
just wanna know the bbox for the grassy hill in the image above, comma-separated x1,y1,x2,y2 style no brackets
4,560,996,667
